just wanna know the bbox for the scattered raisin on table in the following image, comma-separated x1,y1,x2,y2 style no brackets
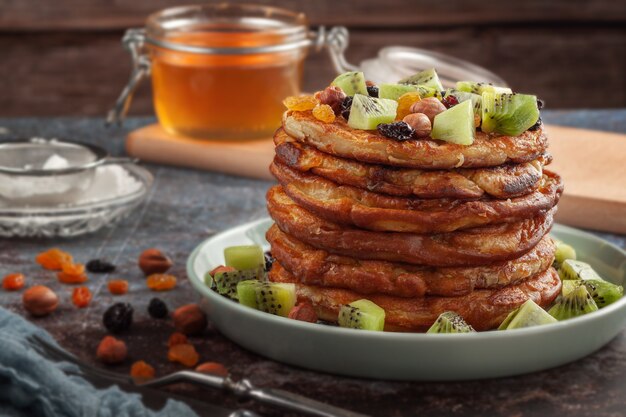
72,287,92,308
168,332,188,347
130,360,155,380
58,263,88,284
264,252,275,272
377,122,416,141
86,259,116,273
36,248,73,271
367,85,379,98
168,343,199,367
103,302,134,333
146,274,177,291
108,280,129,295
3,273,25,291
97,336,127,364
148,297,169,319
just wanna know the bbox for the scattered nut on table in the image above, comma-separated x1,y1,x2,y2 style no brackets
23,285,58,317
173,304,208,335
138,248,173,276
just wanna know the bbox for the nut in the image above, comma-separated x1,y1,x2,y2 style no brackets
23,285,58,317
138,248,172,276
402,113,432,138
173,304,208,335
287,302,318,323
196,362,229,376
314,86,346,114
96,335,127,364
409,97,447,122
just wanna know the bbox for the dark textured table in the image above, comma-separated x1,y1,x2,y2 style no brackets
0,111,625,417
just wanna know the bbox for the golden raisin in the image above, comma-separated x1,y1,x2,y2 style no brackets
168,343,199,367
108,280,129,295
196,362,228,377
168,332,188,348
2,273,25,291
36,248,73,270
58,263,88,284
130,360,155,380
97,336,127,364
312,104,336,123
71,287,92,308
283,95,318,111
395,92,421,121
146,274,177,291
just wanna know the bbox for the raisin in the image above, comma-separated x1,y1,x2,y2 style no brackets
264,252,275,272
148,297,169,319
168,343,199,367
58,263,88,284
377,122,415,141
72,287,92,308
366,85,379,98
107,280,129,295
340,96,353,120
103,302,133,333
282,95,318,111
528,117,543,131
130,360,155,380
97,336,127,364
86,259,116,273
3,273,25,291
537,98,545,110
312,104,336,123
146,274,177,291
395,92,421,121
36,248,73,271
168,332,188,347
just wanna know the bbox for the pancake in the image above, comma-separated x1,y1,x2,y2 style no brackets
270,262,562,331
267,186,555,267
275,128,551,199
271,161,562,233
267,225,556,297
283,111,548,170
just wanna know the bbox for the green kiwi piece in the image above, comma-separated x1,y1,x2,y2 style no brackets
443,89,482,115
347,94,398,130
498,299,557,330
456,81,512,95
236,279,263,308
562,279,623,308
331,71,368,96
558,259,602,281
379,83,417,100
338,299,385,331
481,92,540,136
548,284,598,321
553,239,577,268
427,311,475,333
399,68,444,91
414,85,443,100
214,269,262,300
224,245,264,271
431,100,475,145
255,282,297,317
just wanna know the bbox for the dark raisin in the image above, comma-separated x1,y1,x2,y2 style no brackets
86,259,116,273
442,95,459,108
537,98,545,110
264,251,275,271
103,302,133,333
377,122,415,141
366,85,379,98
528,117,543,131
341,96,353,120
147,298,168,319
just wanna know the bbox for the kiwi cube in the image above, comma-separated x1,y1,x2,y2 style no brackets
456,81,512,95
236,279,262,308
338,299,385,331
553,239,577,268
214,269,261,300
443,89,482,115
379,83,417,101
498,299,557,330
254,282,296,317
399,68,444,91
347,94,398,130
224,245,264,271
431,100,475,145
331,71,368,96
481,92,539,136
559,259,602,281
427,311,475,333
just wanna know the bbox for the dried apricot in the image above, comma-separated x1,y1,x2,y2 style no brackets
312,104,336,123
168,343,199,367
2,273,25,291
196,362,228,377
130,360,155,380
146,274,177,291
107,280,129,295
283,95,317,111
168,332,188,348
36,248,73,270
71,287,92,308
97,336,127,364
395,92,421,121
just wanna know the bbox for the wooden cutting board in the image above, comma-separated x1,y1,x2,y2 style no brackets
126,123,626,234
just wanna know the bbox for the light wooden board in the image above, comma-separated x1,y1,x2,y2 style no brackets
126,123,626,234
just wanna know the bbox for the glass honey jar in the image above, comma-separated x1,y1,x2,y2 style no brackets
108,4,352,141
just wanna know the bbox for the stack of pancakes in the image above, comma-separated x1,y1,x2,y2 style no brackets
266,110,564,331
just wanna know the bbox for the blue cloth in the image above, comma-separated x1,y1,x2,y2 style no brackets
0,307,198,417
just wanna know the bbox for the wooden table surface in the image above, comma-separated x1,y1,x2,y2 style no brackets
0,110,625,417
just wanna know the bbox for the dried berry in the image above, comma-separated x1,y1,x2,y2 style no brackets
103,302,133,333
138,249,173,276
72,287,92,308
283,95,318,111
23,285,58,317
3,273,25,291
196,362,228,377
168,332,188,348
36,248,73,271
130,360,155,380
173,304,207,335
107,280,129,295
367,85,379,98
58,263,88,284
86,259,116,273
288,302,318,323
442,95,459,108
395,92,421,120
340,96,353,120
97,336,127,364
148,297,169,319
312,104,336,123
377,122,415,141
528,117,543,131
264,252,275,272
168,343,199,367
146,274,177,291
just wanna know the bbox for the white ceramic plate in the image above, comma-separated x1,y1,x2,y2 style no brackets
187,218,626,381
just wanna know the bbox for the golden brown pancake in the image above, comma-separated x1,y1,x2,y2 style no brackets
275,128,551,199
267,186,555,267
283,111,548,170
271,161,562,233
270,262,562,331
267,225,556,297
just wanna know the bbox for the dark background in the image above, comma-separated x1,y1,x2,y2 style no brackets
1,0,625,116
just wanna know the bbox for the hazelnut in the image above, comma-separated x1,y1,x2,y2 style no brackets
173,304,208,335
96,335,127,364
287,302,318,323
23,285,58,317
402,113,432,138
138,248,172,276
196,362,229,377
314,86,346,114
409,97,447,122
